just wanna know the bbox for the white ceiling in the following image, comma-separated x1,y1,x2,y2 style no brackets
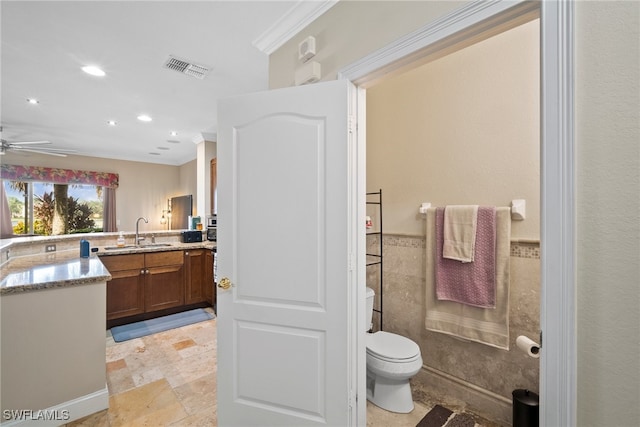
1,1,334,166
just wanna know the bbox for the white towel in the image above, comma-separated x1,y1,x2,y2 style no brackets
443,205,479,262
425,207,511,350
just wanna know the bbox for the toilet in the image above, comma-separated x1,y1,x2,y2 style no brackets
366,287,423,413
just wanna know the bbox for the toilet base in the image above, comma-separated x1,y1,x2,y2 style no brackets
366,371,415,414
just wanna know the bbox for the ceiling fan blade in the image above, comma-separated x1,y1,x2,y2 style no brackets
11,145,76,153
9,140,52,145
10,147,74,157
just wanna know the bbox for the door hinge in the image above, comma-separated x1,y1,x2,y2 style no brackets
348,116,355,134
349,391,357,408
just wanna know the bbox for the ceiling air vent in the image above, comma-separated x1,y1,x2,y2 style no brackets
163,56,210,80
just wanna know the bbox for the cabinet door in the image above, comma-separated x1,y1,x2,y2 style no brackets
102,254,145,320
204,250,214,305
185,249,206,304
144,251,184,312
106,269,145,320
145,264,185,312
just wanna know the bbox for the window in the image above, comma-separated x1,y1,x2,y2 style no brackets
3,180,103,235
0,164,119,237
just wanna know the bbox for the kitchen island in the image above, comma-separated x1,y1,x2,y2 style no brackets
1,249,111,425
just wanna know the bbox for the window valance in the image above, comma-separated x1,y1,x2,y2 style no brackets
0,164,119,188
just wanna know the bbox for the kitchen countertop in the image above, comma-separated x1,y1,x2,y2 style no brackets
95,240,215,256
1,240,216,296
0,251,111,295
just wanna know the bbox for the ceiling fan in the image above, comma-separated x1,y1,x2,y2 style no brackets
0,126,76,157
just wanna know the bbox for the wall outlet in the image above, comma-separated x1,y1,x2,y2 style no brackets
45,244,57,253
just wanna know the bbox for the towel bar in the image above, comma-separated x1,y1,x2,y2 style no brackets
419,200,526,221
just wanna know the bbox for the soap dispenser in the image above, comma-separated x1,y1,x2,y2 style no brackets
117,232,126,247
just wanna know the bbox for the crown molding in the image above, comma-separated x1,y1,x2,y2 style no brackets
253,0,338,55
192,131,217,144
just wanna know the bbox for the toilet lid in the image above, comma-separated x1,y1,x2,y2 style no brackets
366,331,420,361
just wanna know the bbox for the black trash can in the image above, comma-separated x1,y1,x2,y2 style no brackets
512,389,539,427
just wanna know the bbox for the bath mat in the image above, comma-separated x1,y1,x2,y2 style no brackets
416,405,453,427
111,308,214,342
416,404,477,427
445,413,475,427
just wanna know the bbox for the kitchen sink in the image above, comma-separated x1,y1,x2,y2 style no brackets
104,245,137,250
103,243,173,250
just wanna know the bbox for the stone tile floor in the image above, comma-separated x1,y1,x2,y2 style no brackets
67,309,217,426
66,309,491,426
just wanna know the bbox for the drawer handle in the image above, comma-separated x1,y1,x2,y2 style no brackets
218,277,232,290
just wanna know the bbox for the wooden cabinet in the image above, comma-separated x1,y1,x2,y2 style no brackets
144,251,184,312
103,251,184,320
102,254,145,320
185,249,206,304
210,158,217,214
103,248,215,325
185,249,215,306
204,250,215,306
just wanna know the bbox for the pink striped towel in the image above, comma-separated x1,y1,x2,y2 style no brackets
435,206,497,308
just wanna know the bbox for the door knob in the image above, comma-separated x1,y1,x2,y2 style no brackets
218,277,232,290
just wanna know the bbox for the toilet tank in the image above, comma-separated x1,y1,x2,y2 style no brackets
366,287,375,331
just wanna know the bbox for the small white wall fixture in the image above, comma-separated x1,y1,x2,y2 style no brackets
338,1,576,426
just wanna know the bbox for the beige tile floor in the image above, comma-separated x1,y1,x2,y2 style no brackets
65,312,440,426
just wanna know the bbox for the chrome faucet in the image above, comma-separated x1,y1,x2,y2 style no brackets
135,217,148,246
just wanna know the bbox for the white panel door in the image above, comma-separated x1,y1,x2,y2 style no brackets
217,80,357,426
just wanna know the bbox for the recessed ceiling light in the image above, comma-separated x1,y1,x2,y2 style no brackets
157,147,170,150
137,114,152,122
167,140,180,144
27,98,39,104
170,131,178,136
107,120,117,126
149,152,161,155
82,65,106,77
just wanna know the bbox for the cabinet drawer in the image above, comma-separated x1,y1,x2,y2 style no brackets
100,254,144,272
145,250,183,268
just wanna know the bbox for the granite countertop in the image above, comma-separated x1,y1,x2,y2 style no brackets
0,251,111,295
1,241,217,295
94,241,215,256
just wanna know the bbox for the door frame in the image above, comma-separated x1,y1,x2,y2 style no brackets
338,1,575,426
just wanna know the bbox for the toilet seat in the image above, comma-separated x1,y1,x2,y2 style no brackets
366,331,421,362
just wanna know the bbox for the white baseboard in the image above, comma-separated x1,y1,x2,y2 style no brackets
1,386,108,426
416,366,512,426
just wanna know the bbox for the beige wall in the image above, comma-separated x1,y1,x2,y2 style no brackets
270,1,640,425
1,283,106,415
179,158,199,214
1,152,197,233
366,18,539,239
269,1,464,88
575,2,640,426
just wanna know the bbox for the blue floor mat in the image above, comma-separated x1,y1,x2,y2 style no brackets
111,308,214,342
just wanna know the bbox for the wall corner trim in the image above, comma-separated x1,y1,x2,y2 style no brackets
540,0,577,426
